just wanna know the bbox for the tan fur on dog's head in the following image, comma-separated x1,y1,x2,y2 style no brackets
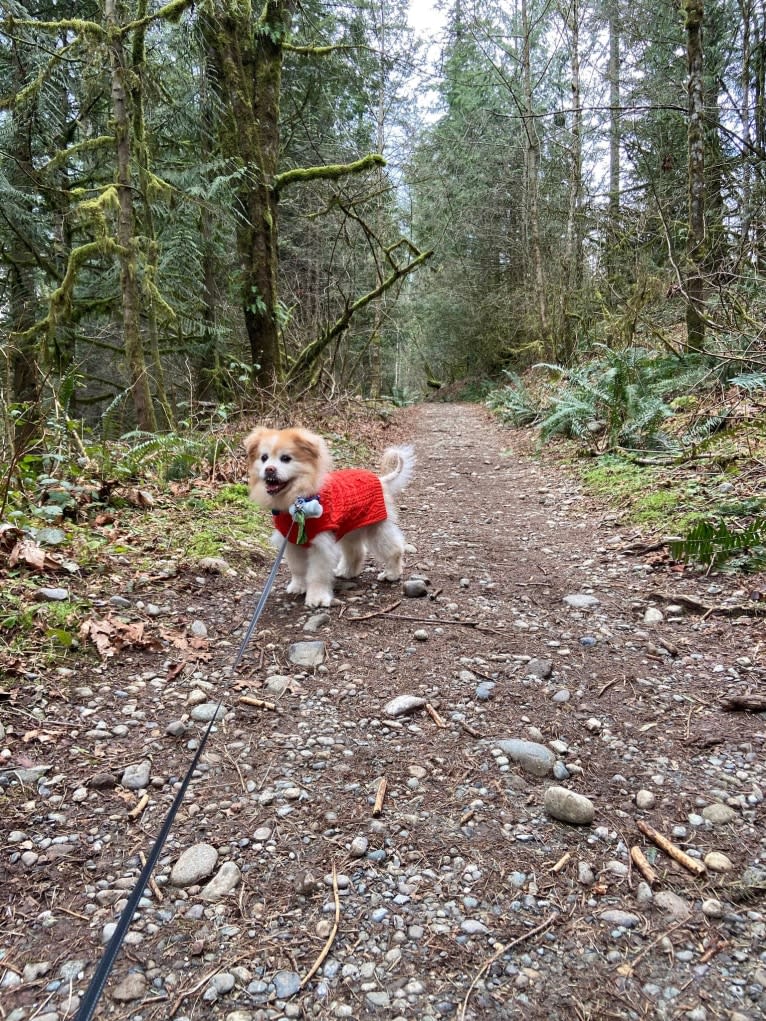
244,426,332,511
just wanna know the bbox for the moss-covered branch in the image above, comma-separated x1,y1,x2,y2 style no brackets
286,246,433,384
42,136,115,175
2,17,105,38
274,153,386,193
122,0,196,35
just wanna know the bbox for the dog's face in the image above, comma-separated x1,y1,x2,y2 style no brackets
244,427,332,511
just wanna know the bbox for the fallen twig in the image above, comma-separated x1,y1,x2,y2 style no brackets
372,778,387,817
650,590,766,618
425,702,446,728
630,845,659,887
698,939,730,964
550,852,571,873
346,600,401,621
458,912,559,1021
350,611,506,635
720,694,766,713
636,819,706,877
239,696,277,711
301,866,340,987
139,850,164,903
169,955,251,1016
127,793,149,820
460,720,481,738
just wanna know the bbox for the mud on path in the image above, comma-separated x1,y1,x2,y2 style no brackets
2,402,765,1021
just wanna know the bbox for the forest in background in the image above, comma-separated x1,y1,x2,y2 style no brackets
1,0,765,446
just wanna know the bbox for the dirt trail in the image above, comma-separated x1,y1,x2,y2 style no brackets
2,402,765,1021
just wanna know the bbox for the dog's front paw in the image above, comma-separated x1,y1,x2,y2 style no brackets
286,579,307,595
305,586,335,608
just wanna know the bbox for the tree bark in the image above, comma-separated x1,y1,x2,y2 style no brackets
520,0,549,356
105,0,156,430
205,0,290,385
684,0,706,353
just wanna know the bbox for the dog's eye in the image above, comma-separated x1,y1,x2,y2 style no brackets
260,453,268,463
279,454,292,463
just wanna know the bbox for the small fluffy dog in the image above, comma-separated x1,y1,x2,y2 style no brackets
245,426,415,607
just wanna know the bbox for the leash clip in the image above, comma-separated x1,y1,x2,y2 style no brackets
289,496,323,544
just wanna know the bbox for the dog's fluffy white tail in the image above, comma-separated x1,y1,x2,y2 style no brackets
379,445,416,496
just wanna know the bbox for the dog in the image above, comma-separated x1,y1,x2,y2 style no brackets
244,426,415,607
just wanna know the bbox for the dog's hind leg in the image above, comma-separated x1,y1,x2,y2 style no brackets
369,520,406,582
336,534,367,578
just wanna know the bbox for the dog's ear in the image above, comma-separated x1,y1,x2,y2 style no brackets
291,430,332,475
243,427,268,464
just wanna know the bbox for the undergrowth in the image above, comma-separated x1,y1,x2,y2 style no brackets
487,342,766,571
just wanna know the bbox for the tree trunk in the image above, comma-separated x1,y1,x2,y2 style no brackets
105,0,156,430
605,0,621,295
205,0,289,386
684,0,706,353
520,0,549,355
562,0,583,362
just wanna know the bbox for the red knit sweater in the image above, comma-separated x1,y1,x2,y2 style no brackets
272,469,388,546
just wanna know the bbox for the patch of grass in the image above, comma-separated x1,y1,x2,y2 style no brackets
579,454,715,532
0,587,85,669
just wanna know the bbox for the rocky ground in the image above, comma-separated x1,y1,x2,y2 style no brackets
1,402,765,1021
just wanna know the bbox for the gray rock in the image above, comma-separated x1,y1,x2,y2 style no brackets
349,836,369,858
577,862,595,886
35,587,70,602
635,789,656,810
701,898,724,918
544,786,595,825
384,695,426,718
600,909,640,929
475,681,495,701
553,761,570,781
265,675,293,695
460,919,489,935
112,971,147,1002
643,607,664,624
526,658,553,679
288,641,326,667
704,851,733,873
165,720,187,738
365,990,391,1009
563,593,600,609
121,760,151,790
403,579,428,598
653,890,691,921
190,619,208,638
702,803,737,825
201,860,242,901
190,702,227,723
552,688,570,703
303,613,330,633
22,961,52,982
198,557,232,574
170,843,219,886
273,970,301,999
495,739,556,777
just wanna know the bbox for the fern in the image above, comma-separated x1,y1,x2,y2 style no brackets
486,371,539,425
670,516,766,571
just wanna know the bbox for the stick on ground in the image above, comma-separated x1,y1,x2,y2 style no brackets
372,778,387,817
636,819,706,877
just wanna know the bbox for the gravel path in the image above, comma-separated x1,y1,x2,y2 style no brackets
2,402,765,1021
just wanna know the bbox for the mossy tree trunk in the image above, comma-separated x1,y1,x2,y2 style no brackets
684,0,706,353
106,0,156,430
203,0,290,386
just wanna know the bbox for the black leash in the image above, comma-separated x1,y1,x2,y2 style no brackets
74,531,292,1021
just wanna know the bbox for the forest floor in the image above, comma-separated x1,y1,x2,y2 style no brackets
2,401,766,1021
